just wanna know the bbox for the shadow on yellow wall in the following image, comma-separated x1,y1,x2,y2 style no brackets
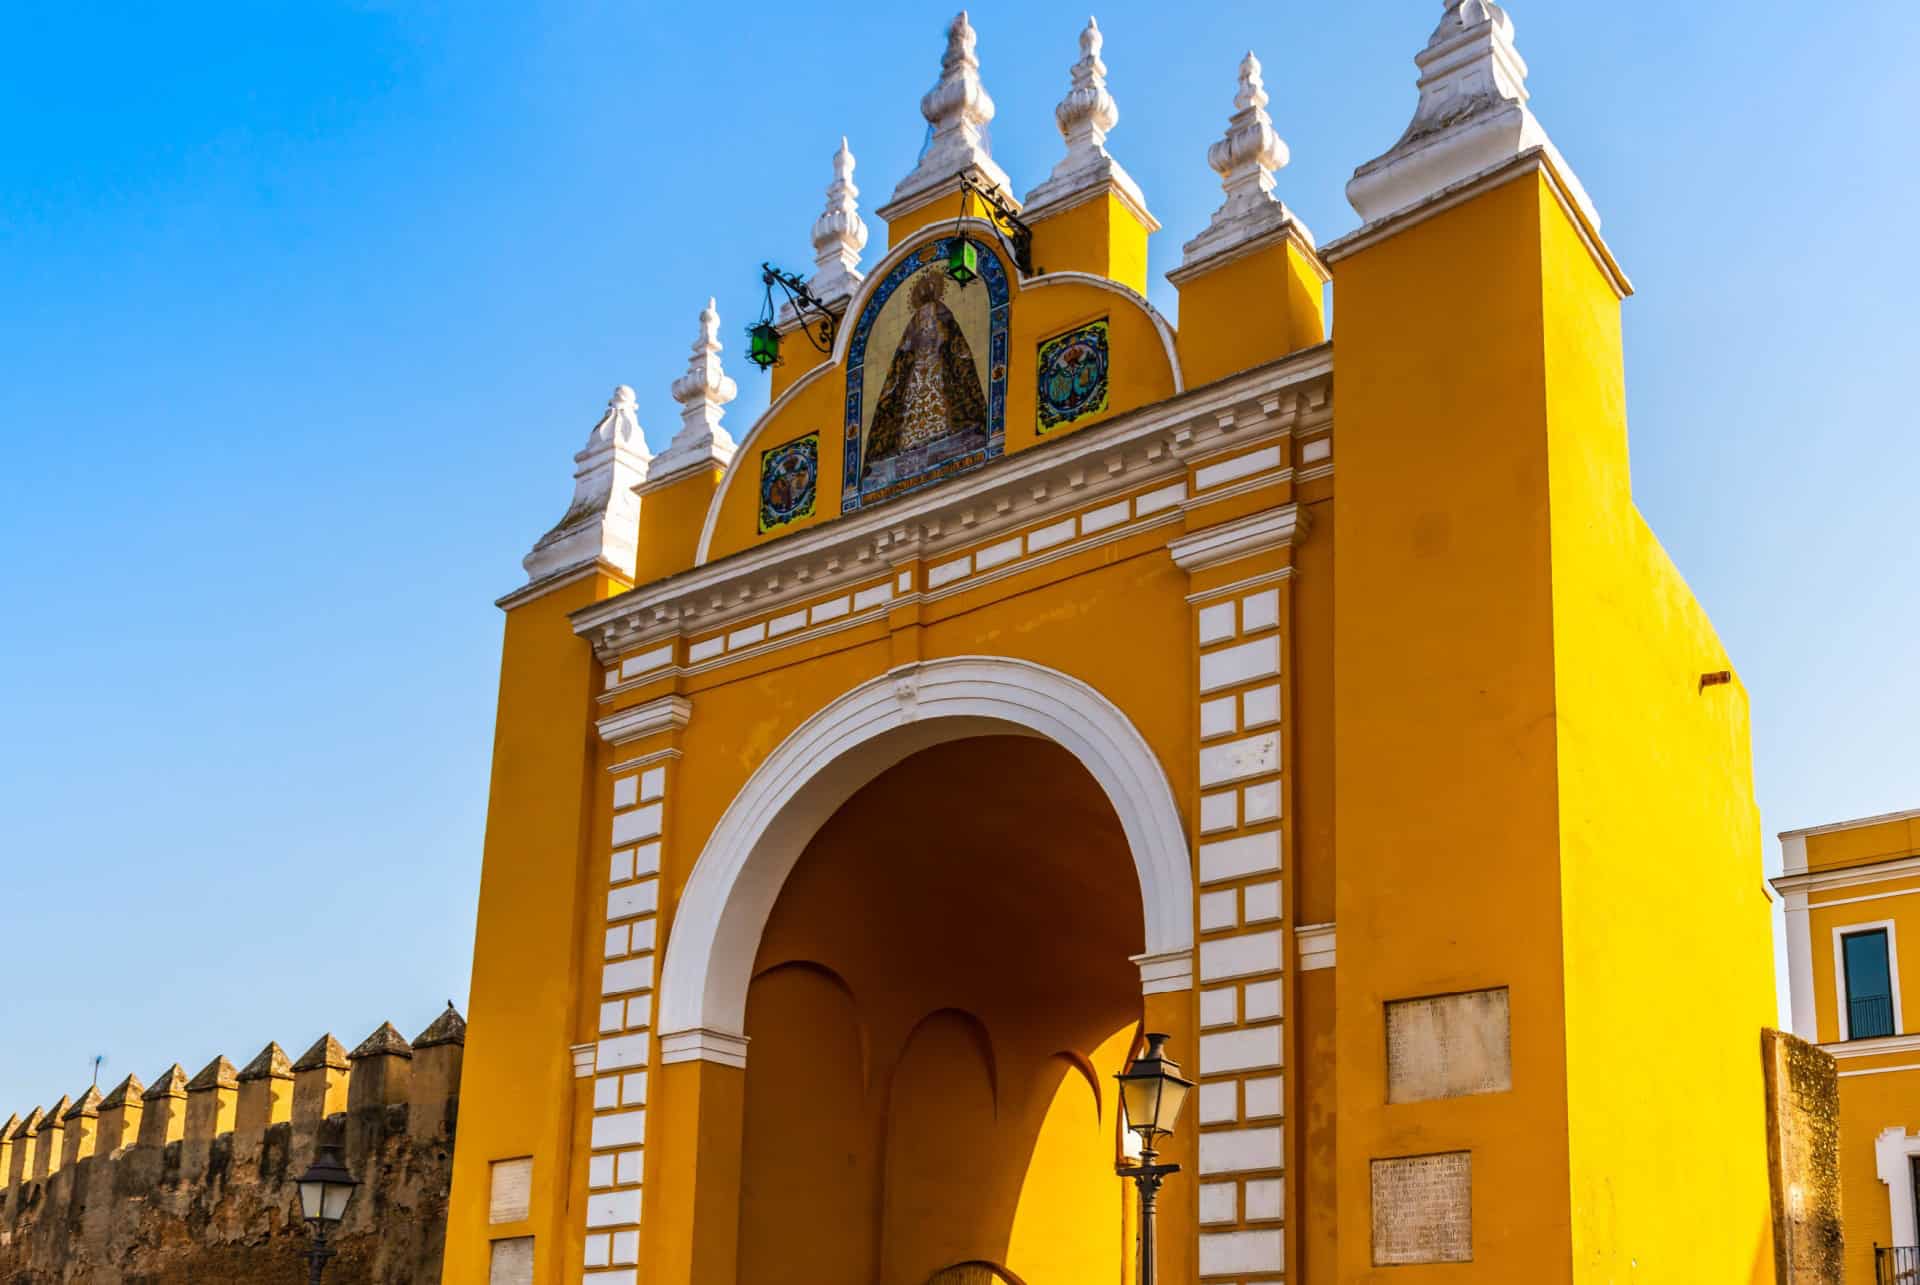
738,736,1144,1285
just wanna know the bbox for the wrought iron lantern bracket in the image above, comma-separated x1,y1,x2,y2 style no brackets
747,263,837,372
955,171,1037,277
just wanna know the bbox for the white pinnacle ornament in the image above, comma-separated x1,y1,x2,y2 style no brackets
522,385,652,582
1179,51,1312,268
885,12,1012,214
1345,0,1597,230
1023,17,1152,223
799,138,867,310
649,298,738,481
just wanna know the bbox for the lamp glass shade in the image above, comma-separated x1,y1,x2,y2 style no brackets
1117,1033,1193,1143
946,239,979,285
747,322,781,370
295,1146,358,1225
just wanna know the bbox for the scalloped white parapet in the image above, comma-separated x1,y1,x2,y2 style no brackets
523,385,652,583
1023,17,1153,226
884,12,1012,215
1345,0,1597,231
649,299,738,483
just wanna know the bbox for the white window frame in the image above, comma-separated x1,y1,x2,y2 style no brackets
1833,919,1904,1041
1876,1128,1920,1249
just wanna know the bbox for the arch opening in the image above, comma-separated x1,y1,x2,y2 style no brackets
738,736,1144,1285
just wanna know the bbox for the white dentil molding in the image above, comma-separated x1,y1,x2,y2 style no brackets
1344,0,1598,234
521,385,653,585
648,299,738,483
576,347,1333,663
653,656,1196,1060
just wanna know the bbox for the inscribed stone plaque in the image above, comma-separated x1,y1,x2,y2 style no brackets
1386,987,1512,1104
488,1156,533,1224
1371,1151,1472,1265
488,1236,535,1285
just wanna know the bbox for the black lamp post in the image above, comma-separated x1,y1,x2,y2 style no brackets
295,1144,359,1283
1116,1033,1193,1285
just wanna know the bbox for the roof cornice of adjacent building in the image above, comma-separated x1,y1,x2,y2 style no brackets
1770,852,1920,897
1779,805,1920,842
568,343,1334,663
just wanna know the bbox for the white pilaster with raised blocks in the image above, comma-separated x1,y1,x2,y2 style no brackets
580,746,673,1283
1191,575,1291,1283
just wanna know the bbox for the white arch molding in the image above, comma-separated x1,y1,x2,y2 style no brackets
654,656,1194,1066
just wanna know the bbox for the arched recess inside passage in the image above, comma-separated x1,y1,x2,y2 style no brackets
655,655,1193,1048
736,735,1146,1285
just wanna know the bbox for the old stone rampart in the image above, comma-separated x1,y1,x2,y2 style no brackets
0,1005,464,1283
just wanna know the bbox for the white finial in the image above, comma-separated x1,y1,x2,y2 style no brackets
522,385,653,583
651,298,738,481
1344,1,1597,230
885,12,1012,214
1022,15,1153,224
803,138,868,306
1177,50,1312,271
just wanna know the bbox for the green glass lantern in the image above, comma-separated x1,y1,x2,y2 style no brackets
946,238,979,286
746,321,781,370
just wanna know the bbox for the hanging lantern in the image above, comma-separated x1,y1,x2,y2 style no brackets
746,321,782,370
946,238,980,286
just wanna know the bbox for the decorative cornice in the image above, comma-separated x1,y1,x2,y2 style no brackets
576,346,1334,663
1168,504,1309,572
1772,852,1920,898
1781,805,1920,842
1297,922,1336,971
1132,949,1194,995
596,695,693,746
658,1027,750,1070
1824,1032,1920,1061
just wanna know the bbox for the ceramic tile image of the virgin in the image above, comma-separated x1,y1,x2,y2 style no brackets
842,237,1008,513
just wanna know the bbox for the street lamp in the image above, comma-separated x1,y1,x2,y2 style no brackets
1116,1033,1193,1285
295,1144,359,1283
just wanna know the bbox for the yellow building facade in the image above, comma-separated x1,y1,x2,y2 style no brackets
1776,808,1920,1283
447,6,1782,1282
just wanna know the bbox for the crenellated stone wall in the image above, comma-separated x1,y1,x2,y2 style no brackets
0,1006,464,1283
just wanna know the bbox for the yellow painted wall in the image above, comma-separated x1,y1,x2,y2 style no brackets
634,467,724,585
1332,174,1576,1282
1173,237,1326,389
1536,176,1779,1282
444,573,626,1285
1027,190,1153,297
1834,1063,1920,1282
1805,816,1920,873
1809,886,1920,1046
698,234,1179,566
1332,171,1776,1280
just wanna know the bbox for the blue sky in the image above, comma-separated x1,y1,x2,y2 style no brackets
2,1,1916,1104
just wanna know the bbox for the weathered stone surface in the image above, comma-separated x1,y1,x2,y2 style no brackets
238,1043,294,1083
412,1005,467,1049
1371,1151,1473,1266
1764,1028,1843,1283
292,1034,349,1073
186,1056,239,1092
349,1022,414,1062
0,1011,462,1283
61,1089,101,1122
143,1064,188,1101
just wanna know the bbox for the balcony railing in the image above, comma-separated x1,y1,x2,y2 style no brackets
1878,1245,1920,1284
1851,993,1897,1039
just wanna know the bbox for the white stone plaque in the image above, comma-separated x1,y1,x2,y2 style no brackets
1385,987,1512,1104
1371,1151,1472,1265
488,1156,533,1224
488,1235,535,1285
